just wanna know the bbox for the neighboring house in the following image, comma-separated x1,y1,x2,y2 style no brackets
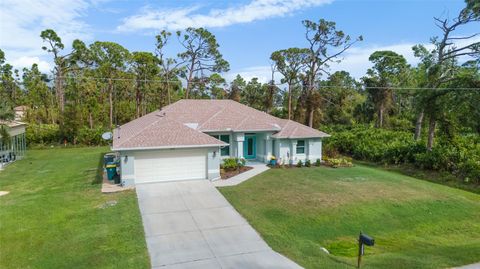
0,121,27,170
112,100,329,186
14,106,28,121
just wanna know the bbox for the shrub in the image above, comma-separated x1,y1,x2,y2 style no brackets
315,159,321,166
296,160,303,167
77,127,109,146
238,157,246,167
26,124,60,145
222,158,238,171
324,157,353,168
324,125,480,183
305,159,311,167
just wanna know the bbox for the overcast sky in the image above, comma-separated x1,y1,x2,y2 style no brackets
1,0,478,83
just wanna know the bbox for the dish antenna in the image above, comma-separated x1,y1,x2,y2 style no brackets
101,132,113,140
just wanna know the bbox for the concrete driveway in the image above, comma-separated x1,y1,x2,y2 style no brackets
136,180,302,269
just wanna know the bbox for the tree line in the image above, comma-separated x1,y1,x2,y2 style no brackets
0,0,478,152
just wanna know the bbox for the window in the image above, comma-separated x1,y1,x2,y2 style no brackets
296,140,305,154
211,135,230,156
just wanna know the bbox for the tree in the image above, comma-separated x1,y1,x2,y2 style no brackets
412,3,479,150
241,77,264,110
302,19,362,127
22,64,53,123
176,28,230,99
40,29,87,117
208,73,227,99
319,71,364,125
227,75,245,102
270,48,309,119
131,52,160,118
155,30,182,108
0,100,14,146
363,51,408,128
0,49,22,105
89,41,131,127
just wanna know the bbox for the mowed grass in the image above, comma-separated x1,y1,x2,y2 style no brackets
0,147,149,269
219,165,480,269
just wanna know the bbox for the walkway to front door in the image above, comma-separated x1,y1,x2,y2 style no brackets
243,134,256,159
136,180,302,268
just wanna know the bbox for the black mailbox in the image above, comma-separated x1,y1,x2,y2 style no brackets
359,233,375,246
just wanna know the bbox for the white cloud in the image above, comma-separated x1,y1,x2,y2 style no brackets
9,56,51,73
117,0,333,32
225,65,277,84
228,35,480,83
331,36,480,79
0,0,93,73
330,43,422,79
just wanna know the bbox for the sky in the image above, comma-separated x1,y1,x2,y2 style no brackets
0,0,478,83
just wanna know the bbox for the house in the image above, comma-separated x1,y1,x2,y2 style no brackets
14,106,28,121
112,99,329,186
0,121,27,170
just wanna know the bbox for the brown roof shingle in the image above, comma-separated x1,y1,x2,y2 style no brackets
112,99,329,150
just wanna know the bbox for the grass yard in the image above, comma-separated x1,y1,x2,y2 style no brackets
219,165,480,269
0,147,149,269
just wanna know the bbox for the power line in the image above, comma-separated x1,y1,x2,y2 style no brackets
50,75,480,91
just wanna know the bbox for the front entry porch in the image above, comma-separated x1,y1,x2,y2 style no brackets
231,132,273,163
243,134,256,160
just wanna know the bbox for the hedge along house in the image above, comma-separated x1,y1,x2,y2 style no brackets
112,100,330,186
0,121,27,170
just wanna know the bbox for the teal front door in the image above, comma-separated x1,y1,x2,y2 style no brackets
243,135,256,159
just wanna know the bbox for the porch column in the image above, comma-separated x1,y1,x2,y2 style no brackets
291,140,297,163
265,134,272,162
234,133,244,158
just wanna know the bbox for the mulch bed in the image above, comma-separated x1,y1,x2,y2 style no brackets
221,166,253,179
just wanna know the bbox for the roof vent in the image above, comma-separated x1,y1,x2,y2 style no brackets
184,123,199,129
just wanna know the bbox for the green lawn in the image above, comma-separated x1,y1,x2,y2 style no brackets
219,165,480,269
0,147,149,269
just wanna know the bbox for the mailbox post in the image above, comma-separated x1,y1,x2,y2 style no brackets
357,232,374,268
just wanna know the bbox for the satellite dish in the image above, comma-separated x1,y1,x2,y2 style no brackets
102,132,113,140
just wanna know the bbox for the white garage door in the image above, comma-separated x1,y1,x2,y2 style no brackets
134,148,207,183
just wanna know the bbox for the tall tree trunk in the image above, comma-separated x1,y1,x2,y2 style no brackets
307,89,315,128
427,116,436,151
185,58,196,99
167,81,171,105
287,83,292,120
108,79,113,127
308,109,314,127
378,103,384,128
135,82,140,118
55,71,65,113
414,110,424,140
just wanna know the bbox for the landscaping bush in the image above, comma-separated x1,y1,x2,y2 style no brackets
77,127,109,146
238,157,246,167
222,158,239,171
324,125,480,184
296,160,303,167
315,159,321,166
305,159,311,167
26,124,61,145
323,157,353,168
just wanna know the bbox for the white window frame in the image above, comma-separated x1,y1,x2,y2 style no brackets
296,140,306,155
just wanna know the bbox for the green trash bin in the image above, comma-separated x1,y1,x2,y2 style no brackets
105,162,117,181
104,153,116,166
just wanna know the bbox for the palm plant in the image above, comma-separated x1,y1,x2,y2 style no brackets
0,101,15,147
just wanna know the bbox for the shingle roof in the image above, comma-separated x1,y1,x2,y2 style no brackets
112,99,329,150
271,119,330,139
0,120,26,128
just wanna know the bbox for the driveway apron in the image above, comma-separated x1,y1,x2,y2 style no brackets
136,180,302,269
